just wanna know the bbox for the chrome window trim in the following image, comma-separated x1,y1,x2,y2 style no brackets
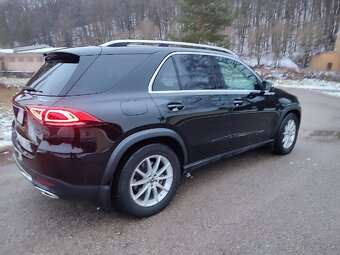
148,52,263,94
150,89,260,95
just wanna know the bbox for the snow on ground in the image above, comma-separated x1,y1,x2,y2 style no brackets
0,103,13,150
0,49,14,54
0,86,18,150
0,77,29,87
273,79,340,98
322,91,340,97
243,56,299,69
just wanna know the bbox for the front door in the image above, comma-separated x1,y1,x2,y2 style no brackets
214,56,279,150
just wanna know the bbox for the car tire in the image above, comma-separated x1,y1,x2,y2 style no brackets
113,143,180,218
273,113,299,155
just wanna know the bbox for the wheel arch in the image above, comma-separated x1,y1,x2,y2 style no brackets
272,104,301,138
286,108,301,127
100,128,188,186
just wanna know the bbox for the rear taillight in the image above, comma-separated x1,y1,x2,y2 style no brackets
26,105,101,126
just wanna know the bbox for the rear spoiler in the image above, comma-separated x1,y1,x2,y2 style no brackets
43,52,80,63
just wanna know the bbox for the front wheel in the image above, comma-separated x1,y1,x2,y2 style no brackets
113,143,180,218
273,113,299,155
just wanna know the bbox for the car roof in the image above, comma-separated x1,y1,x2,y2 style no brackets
48,45,239,59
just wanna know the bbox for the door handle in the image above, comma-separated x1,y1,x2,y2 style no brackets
233,99,244,106
167,102,184,112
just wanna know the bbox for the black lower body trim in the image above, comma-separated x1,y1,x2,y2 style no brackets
183,139,274,174
13,154,111,209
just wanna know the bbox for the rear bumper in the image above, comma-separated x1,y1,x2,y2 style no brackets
13,152,111,209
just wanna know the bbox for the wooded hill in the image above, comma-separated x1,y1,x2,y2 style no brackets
0,0,339,67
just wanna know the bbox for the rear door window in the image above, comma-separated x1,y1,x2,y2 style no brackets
172,54,218,90
68,54,149,95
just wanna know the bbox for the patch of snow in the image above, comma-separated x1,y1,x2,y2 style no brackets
0,140,12,148
0,49,14,54
254,67,340,82
321,91,340,98
0,77,29,87
0,103,13,149
273,79,340,90
273,79,340,98
242,56,299,69
278,58,299,69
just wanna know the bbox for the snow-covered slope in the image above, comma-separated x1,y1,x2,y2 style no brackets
0,103,12,149
273,79,340,98
242,56,299,69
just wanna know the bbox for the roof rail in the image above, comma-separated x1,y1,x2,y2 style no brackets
100,40,238,57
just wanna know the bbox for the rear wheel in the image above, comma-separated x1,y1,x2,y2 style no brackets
273,113,299,155
113,143,180,217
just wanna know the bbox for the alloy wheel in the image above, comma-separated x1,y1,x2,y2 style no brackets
129,155,173,207
282,119,296,149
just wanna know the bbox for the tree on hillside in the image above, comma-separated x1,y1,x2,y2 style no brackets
175,0,233,47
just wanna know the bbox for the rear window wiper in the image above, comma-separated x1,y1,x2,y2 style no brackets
21,86,43,93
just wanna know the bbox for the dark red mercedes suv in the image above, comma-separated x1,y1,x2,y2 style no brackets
12,40,301,217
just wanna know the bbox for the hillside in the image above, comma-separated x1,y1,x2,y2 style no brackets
0,0,339,67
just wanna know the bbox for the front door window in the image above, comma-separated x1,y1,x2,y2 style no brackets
214,57,260,91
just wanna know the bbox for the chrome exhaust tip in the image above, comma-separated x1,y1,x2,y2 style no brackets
35,186,59,199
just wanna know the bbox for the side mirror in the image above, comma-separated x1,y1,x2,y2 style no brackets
263,81,273,91
248,81,273,99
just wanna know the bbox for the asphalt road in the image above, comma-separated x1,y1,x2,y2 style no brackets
1,88,340,255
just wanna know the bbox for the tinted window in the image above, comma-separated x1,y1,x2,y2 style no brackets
68,54,148,95
215,57,259,90
153,58,180,91
173,54,217,90
27,62,78,95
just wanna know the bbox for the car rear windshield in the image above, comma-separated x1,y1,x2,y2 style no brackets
25,54,79,96
67,54,149,95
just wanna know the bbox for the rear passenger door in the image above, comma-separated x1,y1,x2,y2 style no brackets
150,53,233,163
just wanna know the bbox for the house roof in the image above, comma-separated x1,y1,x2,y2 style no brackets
18,47,63,53
0,45,63,54
0,49,14,54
